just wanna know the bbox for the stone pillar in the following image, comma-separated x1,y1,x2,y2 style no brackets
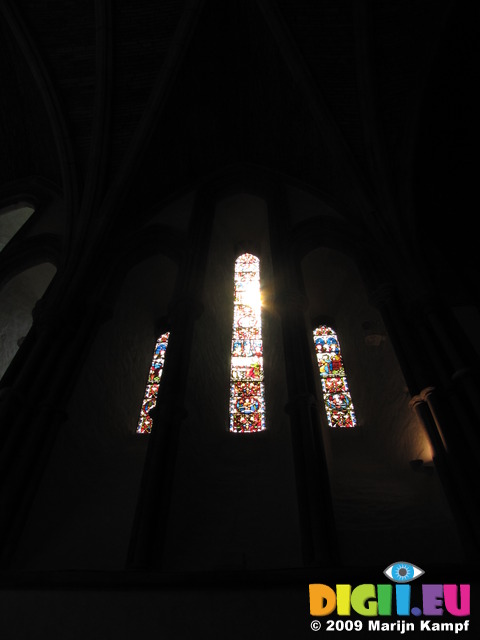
279,292,339,566
411,296,480,454
126,190,213,569
0,241,119,567
410,388,480,557
370,283,480,556
268,191,338,566
368,283,429,393
405,295,480,504
0,295,99,565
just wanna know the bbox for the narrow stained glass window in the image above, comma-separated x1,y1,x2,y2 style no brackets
137,331,170,433
313,325,357,428
229,253,266,433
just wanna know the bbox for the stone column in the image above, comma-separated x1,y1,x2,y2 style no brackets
371,283,480,556
368,283,428,393
405,295,480,510
126,190,213,569
0,293,104,565
412,296,480,454
268,191,338,566
410,388,480,557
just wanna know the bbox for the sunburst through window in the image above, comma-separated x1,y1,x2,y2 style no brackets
229,253,265,433
313,325,356,428
137,331,170,433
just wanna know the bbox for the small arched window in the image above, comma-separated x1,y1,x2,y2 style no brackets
229,253,265,433
136,331,170,433
313,325,357,428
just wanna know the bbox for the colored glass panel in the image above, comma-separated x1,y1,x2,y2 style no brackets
137,331,170,434
230,253,265,433
313,325,357,428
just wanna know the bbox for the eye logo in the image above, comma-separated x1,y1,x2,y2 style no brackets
383,561,424,583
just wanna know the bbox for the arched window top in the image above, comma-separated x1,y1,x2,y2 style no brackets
235,252,259,269
230,252,265,433
137,331,170,434
313,324,357,428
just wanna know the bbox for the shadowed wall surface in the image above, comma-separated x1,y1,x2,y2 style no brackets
0,1,478,637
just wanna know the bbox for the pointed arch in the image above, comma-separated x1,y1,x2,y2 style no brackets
313,324,357,428
229,253,265,433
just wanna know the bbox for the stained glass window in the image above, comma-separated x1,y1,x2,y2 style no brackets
313,325,357,428
229,253,266,433
137,331,170,434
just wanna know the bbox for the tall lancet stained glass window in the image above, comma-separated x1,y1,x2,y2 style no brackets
137,331,170,434
230,253,266,433
313,325,357,428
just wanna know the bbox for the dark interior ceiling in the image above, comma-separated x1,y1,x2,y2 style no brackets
0,0,478,294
